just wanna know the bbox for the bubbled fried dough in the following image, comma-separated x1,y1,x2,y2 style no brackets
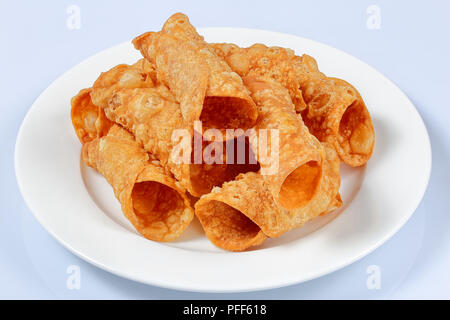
292,55,375,166
133,13,258,132
243,76,324,211
195,142,342,251
212,43,307,112
213,42,375,166
71,88,113,144
82,125,194,241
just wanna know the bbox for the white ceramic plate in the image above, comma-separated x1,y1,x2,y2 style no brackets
15,28,431,292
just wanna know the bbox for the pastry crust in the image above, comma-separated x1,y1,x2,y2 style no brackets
133,13,258,133
83,125,194,241
212,43,307,112
95,63,258,197
243,76,324,210
195,142,341,251
213,42,374,166
292,55,375,166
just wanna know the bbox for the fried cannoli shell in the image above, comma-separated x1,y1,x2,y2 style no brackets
328,78,375,166
90,59,155,109
289,143,342,226
71,88,113,144
292,55,374,166
195,172,290,251
195,145,341,251
71,59,154,144
132,13,258,132
104,86,259,197
243,76,324,211
104,85,192,191
88,63,190,193
212,43,307,111
82,125,194,241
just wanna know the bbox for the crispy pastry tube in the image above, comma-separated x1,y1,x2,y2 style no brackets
289,143,342,226
82,125,194,241
212,43,307,111
71,88,113,144
103,85,259,197
291,55,375,166
328,77,375,165
132,13,258,131
243,77,324,210
195,172,280,251
195,143,342,251
90,60,155,109
90,62,258,196
213,43,374,166
71,59,154,144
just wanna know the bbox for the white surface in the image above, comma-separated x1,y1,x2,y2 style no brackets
15,28,431,293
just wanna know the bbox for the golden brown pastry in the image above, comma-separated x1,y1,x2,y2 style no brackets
212,43,307,111
83,125,194,241
94,63,258,197
243,76,324,210
292,55,375,166
195,172,276,251
132,13,258,133
213,41,374,166
195,142,341,251
71,88,113,144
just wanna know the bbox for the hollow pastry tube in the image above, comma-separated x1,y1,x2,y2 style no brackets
291,54,375,166
82,125,194,241
288,142,342,226
195,172,280,251
132,13,258,133
102,84,259,197
212,42,307,111
71,88,113,144
195,142,342,251
243,76,324,211
71,59,154,144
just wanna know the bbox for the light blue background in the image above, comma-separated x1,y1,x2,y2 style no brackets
1,0,449,299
